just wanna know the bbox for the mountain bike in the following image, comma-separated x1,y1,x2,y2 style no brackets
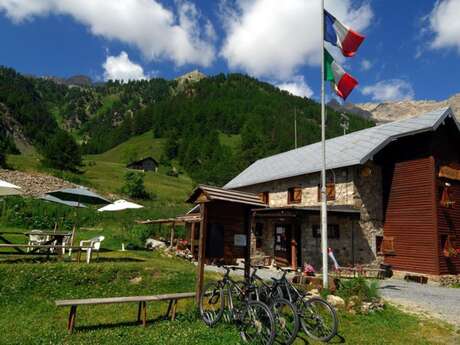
252,266,338,343
199,265,276,345
248,265,300,345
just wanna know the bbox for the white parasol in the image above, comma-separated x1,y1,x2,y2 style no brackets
0,180,22,196
97,199,144,212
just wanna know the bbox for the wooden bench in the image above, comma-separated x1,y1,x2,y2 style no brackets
55,292,196,333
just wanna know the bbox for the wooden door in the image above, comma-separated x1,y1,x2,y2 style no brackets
274,224,292,266
206,223,224,258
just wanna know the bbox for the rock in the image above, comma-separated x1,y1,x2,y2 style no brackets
0,169,76,196
129,276,142,285
145,238,166,250
327,295,345,308
310,289,320,297
361,299,385,314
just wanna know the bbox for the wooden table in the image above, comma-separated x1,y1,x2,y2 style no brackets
24,231,72,254
0,244,91,262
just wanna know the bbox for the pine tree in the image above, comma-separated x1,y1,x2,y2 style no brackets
41,131,83,172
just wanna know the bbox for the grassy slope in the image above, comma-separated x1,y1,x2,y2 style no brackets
0,252,458,345
4,131,196,250
7,130,195,212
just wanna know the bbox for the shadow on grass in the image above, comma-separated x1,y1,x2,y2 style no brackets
0,254,146,264
93,257,146,263
75,314,181,333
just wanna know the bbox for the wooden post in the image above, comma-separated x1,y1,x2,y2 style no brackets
170,222,175,249
67,305,77,334
171,299,178,321
142,301,147,327
291,239,298,270
190,222,196,259
195,203,207,304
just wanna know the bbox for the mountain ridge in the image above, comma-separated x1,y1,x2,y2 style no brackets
330,93,460,124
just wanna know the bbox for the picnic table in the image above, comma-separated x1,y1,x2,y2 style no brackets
0,244,92,262
0,231,72,254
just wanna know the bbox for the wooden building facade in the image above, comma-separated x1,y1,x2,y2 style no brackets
221,108,460,277
127,157,159,172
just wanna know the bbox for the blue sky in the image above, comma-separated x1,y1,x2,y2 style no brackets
0,0,459,103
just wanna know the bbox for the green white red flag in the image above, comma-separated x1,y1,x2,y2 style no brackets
324,49,358,101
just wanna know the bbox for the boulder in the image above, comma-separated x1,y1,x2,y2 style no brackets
327,295,345,308
145,238,167,250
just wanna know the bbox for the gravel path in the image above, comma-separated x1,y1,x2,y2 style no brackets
379,279,460,326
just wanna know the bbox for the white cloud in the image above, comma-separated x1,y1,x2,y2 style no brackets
103,51,146,82
361,79,415,102
0,0,215,66
428,0,460,53
276,76,313,98
360,59,372,71
220,0,373,79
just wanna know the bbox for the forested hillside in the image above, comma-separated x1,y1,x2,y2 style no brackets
0,66,374,185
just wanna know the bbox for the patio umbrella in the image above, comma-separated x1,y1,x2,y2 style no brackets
97,199,144,250
97,199,143,212
46,187,110,205
39,194,87,208
0,179,22,196
46,187,110,249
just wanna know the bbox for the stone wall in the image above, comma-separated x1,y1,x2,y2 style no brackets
299,214,374,270
239,167,356,208
241,163,385,267
353,162,384,263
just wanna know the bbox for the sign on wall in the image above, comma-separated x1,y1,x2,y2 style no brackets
234,234,247,247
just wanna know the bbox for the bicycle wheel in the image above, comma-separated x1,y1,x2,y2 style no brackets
298,297,338,342
199,281,224,327
239,301,276,345
271,298,300,345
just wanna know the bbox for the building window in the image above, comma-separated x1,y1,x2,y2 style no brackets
381,236,395,255
259,192,269,204
376,236,384,255
312,224,340,239
288,187,302,204
317,183,336,202
255,223,264,249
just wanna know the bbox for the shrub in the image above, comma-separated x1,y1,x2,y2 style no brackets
336,277,380,303
0,196,100,230
121,171,151,199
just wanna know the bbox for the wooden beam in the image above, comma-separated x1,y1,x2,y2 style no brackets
190,222,196,258
169,222,175,249
195,203,207,304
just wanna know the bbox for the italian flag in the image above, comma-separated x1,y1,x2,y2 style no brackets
324,49,358,100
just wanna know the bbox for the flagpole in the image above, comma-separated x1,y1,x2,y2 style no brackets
320,0,329,289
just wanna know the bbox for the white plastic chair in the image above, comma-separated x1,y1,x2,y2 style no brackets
27,230,47,252
80,236,105,263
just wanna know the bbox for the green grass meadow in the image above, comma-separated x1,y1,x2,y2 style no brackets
0,251,458,345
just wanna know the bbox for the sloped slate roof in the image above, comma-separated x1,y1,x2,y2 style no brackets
225,107,458,189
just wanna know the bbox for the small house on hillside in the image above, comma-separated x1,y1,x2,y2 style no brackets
126,157,159,172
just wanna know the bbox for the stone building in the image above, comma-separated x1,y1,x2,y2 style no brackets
221,107,460,275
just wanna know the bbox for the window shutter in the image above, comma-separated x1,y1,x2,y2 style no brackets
382,236,395,255
294,188,302,203
326,183,336,201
